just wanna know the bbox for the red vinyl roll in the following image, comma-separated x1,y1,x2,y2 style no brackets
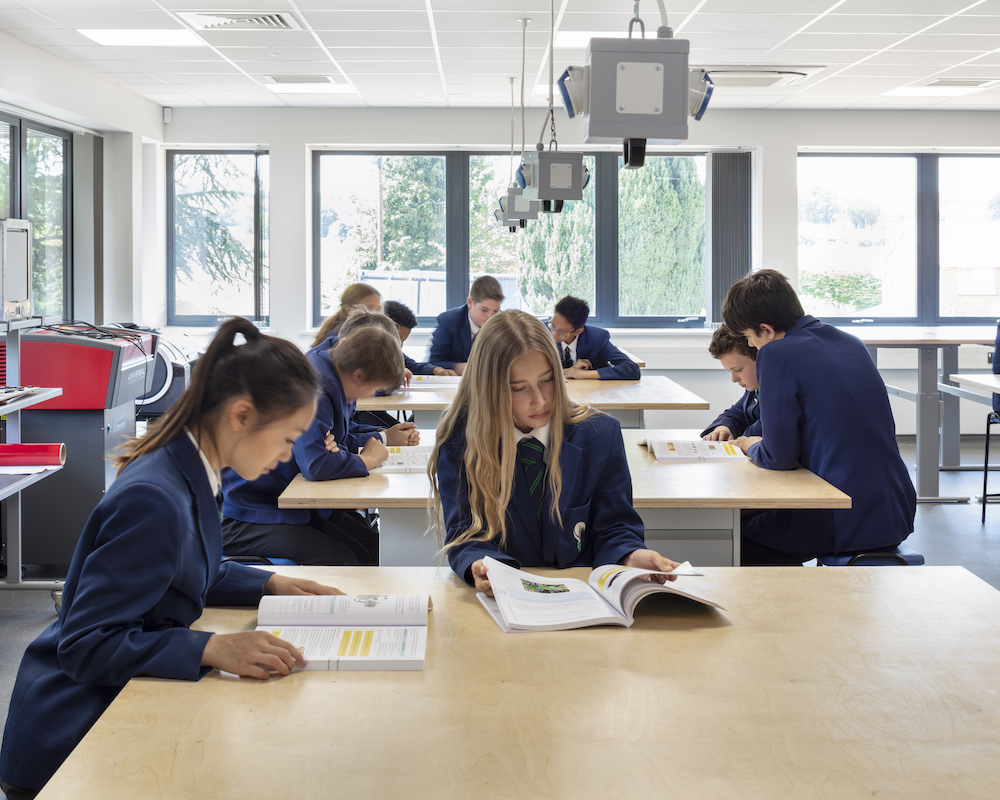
0,443,66,466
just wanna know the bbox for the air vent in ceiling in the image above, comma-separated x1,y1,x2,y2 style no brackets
269,75,334,84
178,12,302,31
925,78,994,88
698,65,824,88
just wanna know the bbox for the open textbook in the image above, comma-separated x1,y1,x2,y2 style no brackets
639,437,747,463
256,594,430,670
478,557,724,633
404,374,462,390
372,444,433,473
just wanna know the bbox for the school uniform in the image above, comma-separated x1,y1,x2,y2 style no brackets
438,411,646,583
700,390,761,438
0,436,271,794
428,305,474,369
742,315,916,562
220,347,380,564
563,325,640,380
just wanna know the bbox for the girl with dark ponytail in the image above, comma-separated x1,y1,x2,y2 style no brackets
0,319,343,800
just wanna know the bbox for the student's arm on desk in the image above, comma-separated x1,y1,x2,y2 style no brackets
295,413,370,481
734,435,762,454
745,351,802,469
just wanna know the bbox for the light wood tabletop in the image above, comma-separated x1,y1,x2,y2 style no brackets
37,565,1000,799
951,372,1000,395
839,325,995,346
278,429,848,567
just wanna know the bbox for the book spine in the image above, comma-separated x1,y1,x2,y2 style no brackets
0,443,66,466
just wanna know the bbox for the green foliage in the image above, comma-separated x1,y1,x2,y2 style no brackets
617,157,706,315
799,187,838,225
989,194,1000,222
26,133,66,317
172,153,255,287
800,270,882,311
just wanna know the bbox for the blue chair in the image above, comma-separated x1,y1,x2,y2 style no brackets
982,320,1000,524
221,556,299,566
817,543,924,567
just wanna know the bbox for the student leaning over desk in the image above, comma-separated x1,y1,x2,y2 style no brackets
429,309,679,597
722,269,917,566
701,324,761,441
0,319,343,800
549,295,641,381
222,315,416,566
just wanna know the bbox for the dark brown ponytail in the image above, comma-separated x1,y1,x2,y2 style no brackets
114,318,319,473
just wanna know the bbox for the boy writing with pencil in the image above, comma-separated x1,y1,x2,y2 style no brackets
701,325,760,441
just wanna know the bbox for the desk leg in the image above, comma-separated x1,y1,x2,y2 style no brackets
940,345,961,468
411,409,444,428
605,408,641,429
377,508,441,567
914,347,966,502
732,509,741,567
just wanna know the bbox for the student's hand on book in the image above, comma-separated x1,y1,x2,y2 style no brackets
264,574,345,596
622,549,683,583
433,367,457,377
564,366,600,380
402,368,413,387
323,432,340,453
360,436,389,469
386,421,419,446
734,435,762,454
703,426,733,442
470,560,493,596
201,631,306,679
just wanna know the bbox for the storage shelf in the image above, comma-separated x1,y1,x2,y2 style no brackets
0,387,62,414
0,466,64,504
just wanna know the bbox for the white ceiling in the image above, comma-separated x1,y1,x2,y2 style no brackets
4,0,1000,111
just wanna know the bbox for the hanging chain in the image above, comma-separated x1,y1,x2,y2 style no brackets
628,0,645,38
548,110,558,150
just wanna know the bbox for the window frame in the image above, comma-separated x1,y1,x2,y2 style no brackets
166,148,269,327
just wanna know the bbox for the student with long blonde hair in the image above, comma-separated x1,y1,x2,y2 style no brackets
310,282,382,347
429,310,679,596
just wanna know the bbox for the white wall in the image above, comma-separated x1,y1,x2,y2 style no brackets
4,41,1000,434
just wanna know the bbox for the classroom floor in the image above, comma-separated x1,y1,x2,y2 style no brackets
1,435,999,726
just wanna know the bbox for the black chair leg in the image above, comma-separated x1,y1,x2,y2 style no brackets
985,413,995,525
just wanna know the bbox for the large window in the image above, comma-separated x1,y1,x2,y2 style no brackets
314,154,447,319
797,155,917,320
0,113,71,320
313,150,721,327
167,150,269,325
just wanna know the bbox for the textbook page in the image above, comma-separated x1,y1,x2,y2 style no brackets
258,594,429,628
588,563,724,621
484,558,626,631
405,375,461,390
643,438,746,463
372,445,433,473
256,624,427,671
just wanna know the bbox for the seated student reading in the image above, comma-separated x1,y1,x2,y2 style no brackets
383,299,451,377
550,295,640,380
429,309,679,597
721,269,917,566
701,325,760,441
310,282,382,348
428,274,504,376
0,319,342,800
222,320,416,566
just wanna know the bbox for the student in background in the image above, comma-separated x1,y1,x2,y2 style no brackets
0,319,342,800
310,282,382,348
701,325,760,441
549,296,640,381
722,269,916,566
222,324,415,565
428,275,504,375
383,300,453,377
429,310,679,596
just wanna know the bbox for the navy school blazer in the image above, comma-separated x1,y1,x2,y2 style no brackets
746,316,916,554
571,325,640,380
428,305,473,369
221,344,381,525
700,389,761,439
0,436,271,792
437,411,646,583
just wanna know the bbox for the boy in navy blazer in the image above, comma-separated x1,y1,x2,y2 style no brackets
383,300,450,376
428,275,504,374
701,325,761,440
722,269,916,565
550,296,640,381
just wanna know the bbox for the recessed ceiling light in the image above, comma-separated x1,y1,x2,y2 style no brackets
78,29,207,47
265,83,358,94
883,85,985,97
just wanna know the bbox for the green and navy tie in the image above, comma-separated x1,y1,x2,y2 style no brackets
518,436,546,520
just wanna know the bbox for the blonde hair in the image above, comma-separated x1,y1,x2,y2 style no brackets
429,310,594,554
329,325,405,390
337,306,400,341
311,282,381,347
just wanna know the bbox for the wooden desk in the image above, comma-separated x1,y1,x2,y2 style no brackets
279,429,849,567
617,345,646,368
842,326,995,502
951,372,1000,399
37,565,1000,799
360,375,708,428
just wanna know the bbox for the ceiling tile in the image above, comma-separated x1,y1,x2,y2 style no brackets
38,9,179,29
299,10,429,31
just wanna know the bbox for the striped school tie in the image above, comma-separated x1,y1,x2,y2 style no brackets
562,345,573,369
518,436,546,520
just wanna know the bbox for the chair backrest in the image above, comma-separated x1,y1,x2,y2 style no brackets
993,320,1000,414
